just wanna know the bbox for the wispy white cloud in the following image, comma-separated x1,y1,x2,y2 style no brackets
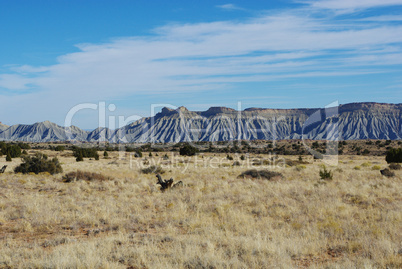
0,74,32,90
216,4,245,11
301,0,402,14
1,0,402,126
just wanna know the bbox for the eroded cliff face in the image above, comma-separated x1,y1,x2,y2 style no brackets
1,103,401,142
0,121,88,142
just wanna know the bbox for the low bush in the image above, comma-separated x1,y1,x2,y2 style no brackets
380,168,395,178
14,153,62,175
141,165,165,174
388,163,401,170
179,143,199,156
72,146,99,161
238,169,283,180
319,166,333,180
62,170,111,182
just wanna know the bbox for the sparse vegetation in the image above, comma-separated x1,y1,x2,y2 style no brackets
0,144,400,268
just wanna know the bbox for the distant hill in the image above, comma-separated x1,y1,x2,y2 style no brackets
0,102,401,142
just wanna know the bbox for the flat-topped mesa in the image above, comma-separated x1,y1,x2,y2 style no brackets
243,107,317,116
339,102,402,113
201,107,237,116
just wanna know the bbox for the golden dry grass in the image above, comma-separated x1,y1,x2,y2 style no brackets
0,151,401,268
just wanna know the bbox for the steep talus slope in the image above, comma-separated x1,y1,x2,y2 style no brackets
87,127,113,142
0,122,9,132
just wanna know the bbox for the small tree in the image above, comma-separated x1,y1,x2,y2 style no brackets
179,143,198,156
76,152,84,162
14,153,62,174
103,151,108,157
385,148,402,163
6,153,12,162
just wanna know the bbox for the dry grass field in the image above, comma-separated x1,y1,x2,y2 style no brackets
0,149,401,268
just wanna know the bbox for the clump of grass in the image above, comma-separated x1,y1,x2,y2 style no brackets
372,165,381,170
232,161,241,166
238,169,283,180
319,166,333,180
354,166,361,170
62,170,112,182
295,164,306,171
361,162,371,167
141,165,165,174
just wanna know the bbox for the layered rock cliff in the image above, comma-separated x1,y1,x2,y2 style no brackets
0,102,401,142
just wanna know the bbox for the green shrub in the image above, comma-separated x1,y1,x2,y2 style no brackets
103,151,108,157
226,155,233,160
179,143,198,156
319,166,333,180
54,145,65,151
72,146,99,160
0,143,22,158
14,153,62,175
385,148,402,163
6,153,12,162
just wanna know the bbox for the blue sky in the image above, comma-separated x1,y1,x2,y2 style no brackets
1,0,402,129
